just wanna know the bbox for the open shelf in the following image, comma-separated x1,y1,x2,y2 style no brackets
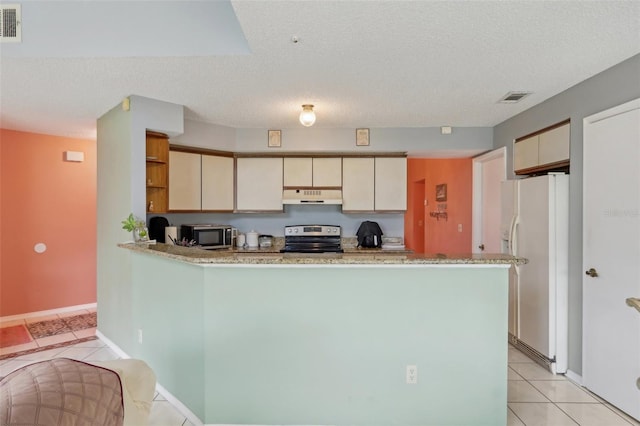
146,131,169,213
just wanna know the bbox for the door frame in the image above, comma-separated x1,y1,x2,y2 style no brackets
472,147,507,253
411,179,426,254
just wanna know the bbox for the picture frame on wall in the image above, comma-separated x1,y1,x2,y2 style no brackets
436,183,447,201
268,130,281,148
356,128,370,146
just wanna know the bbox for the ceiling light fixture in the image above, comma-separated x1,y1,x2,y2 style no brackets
299,104,316,127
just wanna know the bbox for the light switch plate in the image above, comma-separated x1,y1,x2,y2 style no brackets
64,151,84,162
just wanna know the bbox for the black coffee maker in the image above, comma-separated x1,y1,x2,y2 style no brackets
148,216,169,243
356,221,383,248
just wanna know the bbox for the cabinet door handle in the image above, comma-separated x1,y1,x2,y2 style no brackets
478,244,485,251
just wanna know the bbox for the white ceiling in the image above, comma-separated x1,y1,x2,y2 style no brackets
1,0,639,140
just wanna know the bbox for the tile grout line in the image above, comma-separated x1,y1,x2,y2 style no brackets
527,369,580,425
78,346,105,361
509,344,639,426
555,402,635,426
547,399,580,426
1,311,97,356
1,330,191,425
508,405,527,426
579,385,640,425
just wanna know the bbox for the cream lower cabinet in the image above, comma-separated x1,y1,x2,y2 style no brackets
201,155,234,211
375,157,407,211
169,150,201,211
236,157,283,211
342,158,375,211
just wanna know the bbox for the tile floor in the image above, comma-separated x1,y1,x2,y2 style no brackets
0,308,98,356
2,310,640,426
507,346,640,426
1,310,191,426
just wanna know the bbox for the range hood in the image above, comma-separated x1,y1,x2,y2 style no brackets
282,189,343,205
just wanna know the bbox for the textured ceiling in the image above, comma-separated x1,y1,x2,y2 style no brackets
1,0,639,139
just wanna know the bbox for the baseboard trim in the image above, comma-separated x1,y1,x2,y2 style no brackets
565,369,583,386
95,329,204,426
0,303,97,323
94,330,130,360
155,382,204,426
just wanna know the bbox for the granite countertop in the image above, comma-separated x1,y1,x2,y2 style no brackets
232,236,413,254
119,242,527,266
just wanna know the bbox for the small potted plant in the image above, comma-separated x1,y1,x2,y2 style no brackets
121,213,149,242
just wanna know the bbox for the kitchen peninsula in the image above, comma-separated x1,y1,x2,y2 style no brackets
117,243,524,425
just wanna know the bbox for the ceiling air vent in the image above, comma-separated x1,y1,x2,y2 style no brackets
499,91,532,104
1,4,21,43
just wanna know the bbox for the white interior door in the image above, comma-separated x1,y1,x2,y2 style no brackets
583,98,640,421
472,147,506,253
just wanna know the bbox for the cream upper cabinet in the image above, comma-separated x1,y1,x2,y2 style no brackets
313,157,342,187
374,157,407,211
514,122,570,174
169,150,201,211
236,157,283,211
538,123,570,166
513,135,539,172
343,157,407,212
283,157,342,187
283,158,312,187
342,157,375,211
201,155,234,211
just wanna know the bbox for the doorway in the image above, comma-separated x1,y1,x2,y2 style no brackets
411,179,425,253
472,147,507,253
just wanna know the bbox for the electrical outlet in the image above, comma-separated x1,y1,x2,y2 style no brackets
458,224,463,232
137,329,143,344
406,365,418,384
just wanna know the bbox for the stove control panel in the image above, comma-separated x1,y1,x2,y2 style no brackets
284,225,341,236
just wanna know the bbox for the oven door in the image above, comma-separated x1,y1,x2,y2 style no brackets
281,236,343,253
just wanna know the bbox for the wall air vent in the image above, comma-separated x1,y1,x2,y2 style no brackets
499,91,532,104
1,4,21,43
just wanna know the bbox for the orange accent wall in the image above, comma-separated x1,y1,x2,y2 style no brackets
405,158,472,254
0,129,96,317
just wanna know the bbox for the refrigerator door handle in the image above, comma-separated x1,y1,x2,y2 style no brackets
509,215,519,256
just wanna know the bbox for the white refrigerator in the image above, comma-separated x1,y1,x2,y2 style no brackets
501,173,569,374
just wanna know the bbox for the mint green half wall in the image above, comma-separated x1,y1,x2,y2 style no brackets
129,252,509,425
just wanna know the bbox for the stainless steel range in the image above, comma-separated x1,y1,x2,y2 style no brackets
280,225,343,253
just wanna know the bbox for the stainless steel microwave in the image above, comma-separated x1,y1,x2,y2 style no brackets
180,224,234,249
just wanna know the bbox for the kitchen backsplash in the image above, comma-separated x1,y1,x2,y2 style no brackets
149,204,404,238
